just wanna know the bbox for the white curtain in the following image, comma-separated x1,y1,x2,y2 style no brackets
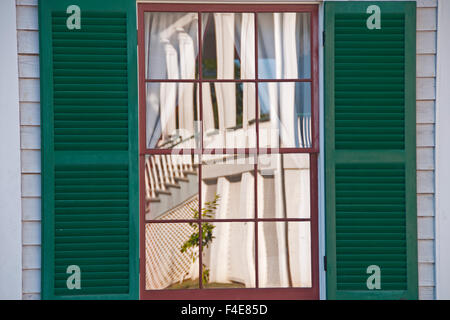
202,13,256,149
145,12,199,148
144,11,311,288
258,12,311,149
257,13,312,288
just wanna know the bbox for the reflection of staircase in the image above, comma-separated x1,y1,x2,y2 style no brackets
144,155,198,220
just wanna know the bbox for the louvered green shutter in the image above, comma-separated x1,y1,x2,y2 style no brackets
39,0,138,299
324,1,417,300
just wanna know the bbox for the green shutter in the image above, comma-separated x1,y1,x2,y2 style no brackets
325,1,417,300
39,0,138,299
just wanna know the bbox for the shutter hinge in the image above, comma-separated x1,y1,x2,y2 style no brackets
324,256,327,271
322,31,325,46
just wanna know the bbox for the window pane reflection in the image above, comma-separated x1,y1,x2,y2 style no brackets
146,83,200,149
258,222,311,288
202,13,255,79
144,12,199,80
258,154,310,219
258,82,311,148
202,222,256,288
257,12,311,79
145,154,199,220
201,154,255,219
202,82,256,149
145,223,200,290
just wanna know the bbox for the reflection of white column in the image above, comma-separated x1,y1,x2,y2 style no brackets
280,13,298,147
257,173,269,286
202,83,215,134
161,42,178,140
209,177,230,283
289,222,312,287
241,13,256,149
274,155,289,287
214,13,236,147
178,30,196,146
239,172,255,287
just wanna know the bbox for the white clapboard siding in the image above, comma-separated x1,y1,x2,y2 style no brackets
417,77,436,100
417,31,437,54
419,263,435,286
22,270,40,294
416,5,437,300
18,55,40,78
22,293,41,300
17,31,39,54
20,103,40,125
16,6,38,30
417,7,437,31
418,216,435,240
417,147,434,170
17,0,38,5
22,221,41,246
19,79,40,102
17,1,42,301
21,150,41,173
21,174,41,197
417,54,436,77
417,0,437,7
419,240,435,263
21,198,41,221
20,126,40,149
417,194,434,217
417,101,435,124
22,246,41,269
420,286,435,300
417,124,434,147
417,171,435,194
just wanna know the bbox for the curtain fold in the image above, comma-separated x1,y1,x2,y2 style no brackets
145,13,199,148
144,11,311,288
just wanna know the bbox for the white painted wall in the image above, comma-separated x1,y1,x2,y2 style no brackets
435,0,450,300
0,0,23,300
14,0,439,299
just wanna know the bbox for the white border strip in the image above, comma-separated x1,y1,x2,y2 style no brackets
0,0,23,300
435,0,450,300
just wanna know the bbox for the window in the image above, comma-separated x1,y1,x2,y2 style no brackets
138,3,319,299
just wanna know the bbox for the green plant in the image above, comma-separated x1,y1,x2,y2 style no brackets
181,194,220,284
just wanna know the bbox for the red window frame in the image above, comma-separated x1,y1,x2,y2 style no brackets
138,2,319,300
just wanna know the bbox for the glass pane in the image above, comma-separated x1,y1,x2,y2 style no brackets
202,13,255,79
201,154,255,219
202,222,256,288
202,82,256,149
257,154,310,219
258,82,311,148
145,154,199,220
258,222,311,288
145,222,200,290
144,12,199,80
146,82,200,149
257,12,311,79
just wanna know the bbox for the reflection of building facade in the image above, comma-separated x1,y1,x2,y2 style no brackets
144,152,312,289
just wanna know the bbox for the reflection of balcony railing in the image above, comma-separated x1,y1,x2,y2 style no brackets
145,154,195,202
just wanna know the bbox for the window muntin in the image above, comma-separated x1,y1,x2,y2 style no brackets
139,3,319,299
